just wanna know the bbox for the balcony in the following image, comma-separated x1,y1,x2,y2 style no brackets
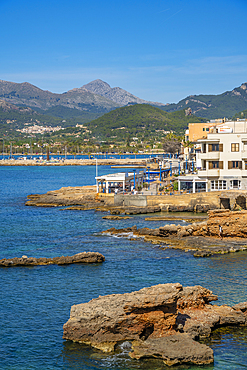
198,152,220,160
197,169,221,177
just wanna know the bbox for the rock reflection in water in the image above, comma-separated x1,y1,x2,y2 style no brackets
202,326,247,369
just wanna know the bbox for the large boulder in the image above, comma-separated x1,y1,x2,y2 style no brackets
63,283,182,352
63,283,247,366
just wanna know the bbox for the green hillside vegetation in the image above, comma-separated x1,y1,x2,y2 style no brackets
0,101,66,138
86,104,203,139
50,104,204,143
0,107,63,136
160,84,247,119
35,105,103,120
232,109,247,120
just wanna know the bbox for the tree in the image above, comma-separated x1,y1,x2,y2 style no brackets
163,133,181,154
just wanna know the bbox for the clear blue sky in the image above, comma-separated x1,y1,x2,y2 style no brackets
1,0,247,103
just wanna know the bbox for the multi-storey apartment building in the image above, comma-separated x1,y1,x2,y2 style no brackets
196,132,247,191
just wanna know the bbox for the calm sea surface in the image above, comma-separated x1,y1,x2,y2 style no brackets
1,165,247,370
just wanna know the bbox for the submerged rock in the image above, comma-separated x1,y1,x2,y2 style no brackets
0,252,105,267
63,283,247,366
102,215,131,220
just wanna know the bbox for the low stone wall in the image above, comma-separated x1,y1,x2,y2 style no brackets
111,192,221,211
147,192,221,212
114,194,147,207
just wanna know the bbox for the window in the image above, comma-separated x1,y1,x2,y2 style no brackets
231,143,239,152
211,180,227,190
228,161,242,169
195,182,206,192
208,143,223,152
230,180,241,189
208,161,223,169
212,161,219,168
212,144,219,151
180,181,193,191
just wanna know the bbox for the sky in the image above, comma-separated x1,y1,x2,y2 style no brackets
1,0,247,103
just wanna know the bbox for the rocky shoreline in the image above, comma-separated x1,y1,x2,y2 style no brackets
102,209,247,257
0,252,105,267
25,186,247,256
25,187,165,214
63,283,247,366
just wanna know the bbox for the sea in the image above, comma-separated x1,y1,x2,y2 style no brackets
1,165,247,370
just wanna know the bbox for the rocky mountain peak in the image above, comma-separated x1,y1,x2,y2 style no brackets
82,79,112,95
82,79,165,106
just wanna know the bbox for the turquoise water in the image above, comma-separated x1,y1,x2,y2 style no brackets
1,165,247,369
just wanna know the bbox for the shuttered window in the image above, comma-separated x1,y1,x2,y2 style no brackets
208,161,223,169
208,143,222,152
228,161,242,169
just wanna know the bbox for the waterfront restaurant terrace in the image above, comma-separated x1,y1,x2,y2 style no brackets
95,170,146,193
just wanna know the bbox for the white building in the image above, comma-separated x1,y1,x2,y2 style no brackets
178,128,247,192
95,170,146,193
196,131,247,191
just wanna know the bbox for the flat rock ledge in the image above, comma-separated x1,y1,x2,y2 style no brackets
0,252,105,267
103,209,247,257
63,283,247,366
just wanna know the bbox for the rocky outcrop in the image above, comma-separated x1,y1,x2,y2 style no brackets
196,209,247,238
103,210,247,256
25,186,99,207
0,252,105,267
63,283,247,366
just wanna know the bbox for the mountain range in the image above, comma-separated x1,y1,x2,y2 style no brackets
161,83,247,119
82,79,164,106
1,78,247,123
